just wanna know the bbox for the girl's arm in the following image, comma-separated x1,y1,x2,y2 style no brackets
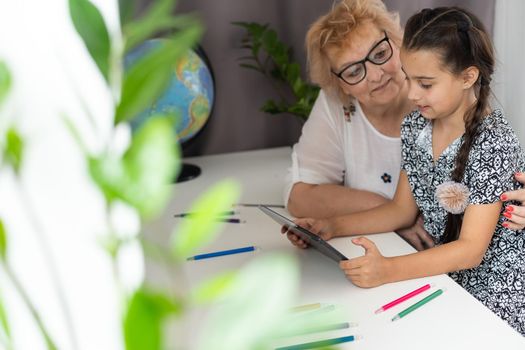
342,201,501,288
294,171,419,240
331,171,419,236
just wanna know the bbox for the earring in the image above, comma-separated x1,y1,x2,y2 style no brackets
343,102,356,122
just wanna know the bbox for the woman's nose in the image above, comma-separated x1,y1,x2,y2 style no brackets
365,62,383,83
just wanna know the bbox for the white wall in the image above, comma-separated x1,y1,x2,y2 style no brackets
0,1,140,349
493,0,525,145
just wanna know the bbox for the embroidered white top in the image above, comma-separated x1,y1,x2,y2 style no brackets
284,89,401,205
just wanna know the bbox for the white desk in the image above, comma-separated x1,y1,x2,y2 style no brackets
145,147,525,349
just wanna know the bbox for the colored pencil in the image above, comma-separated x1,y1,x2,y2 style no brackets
375,283,432,314
275,335,357,350
186,246,256,261
391,289,445,322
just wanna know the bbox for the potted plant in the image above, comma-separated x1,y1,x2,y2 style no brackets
0,1,330,349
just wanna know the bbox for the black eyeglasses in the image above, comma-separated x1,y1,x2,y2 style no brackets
332,31,393,86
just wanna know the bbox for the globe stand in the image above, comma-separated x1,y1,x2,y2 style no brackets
175,163,201,183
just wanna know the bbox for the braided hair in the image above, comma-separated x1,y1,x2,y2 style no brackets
402,7,495,243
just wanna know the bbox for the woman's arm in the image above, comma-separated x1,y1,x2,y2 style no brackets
342,201,501,288
287,182,390,218
294,171,419,240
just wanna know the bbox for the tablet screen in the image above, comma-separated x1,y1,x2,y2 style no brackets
258,205,347,263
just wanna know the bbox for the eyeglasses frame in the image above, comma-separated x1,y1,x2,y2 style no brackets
331,31,393,86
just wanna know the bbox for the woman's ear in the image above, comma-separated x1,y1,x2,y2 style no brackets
462,66,480,89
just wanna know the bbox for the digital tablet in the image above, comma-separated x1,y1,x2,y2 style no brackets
258,205,347,263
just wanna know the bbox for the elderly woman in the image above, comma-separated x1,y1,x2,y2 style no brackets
284,0,525,250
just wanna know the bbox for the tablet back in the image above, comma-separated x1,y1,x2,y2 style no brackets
258,205,347,263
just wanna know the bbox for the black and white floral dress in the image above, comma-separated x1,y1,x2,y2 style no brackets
401,110,525,335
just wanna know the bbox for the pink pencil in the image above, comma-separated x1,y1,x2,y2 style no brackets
375,283,433,314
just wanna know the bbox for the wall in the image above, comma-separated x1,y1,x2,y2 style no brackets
168,0,495,156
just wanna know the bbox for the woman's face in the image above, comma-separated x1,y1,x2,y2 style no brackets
328,22,406,107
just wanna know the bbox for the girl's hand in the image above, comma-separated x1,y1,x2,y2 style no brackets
500,172,525,230
339,237,390,288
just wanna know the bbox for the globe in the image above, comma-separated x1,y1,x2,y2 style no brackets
125,39,215,182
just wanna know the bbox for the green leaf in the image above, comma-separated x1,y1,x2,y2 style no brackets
122,116,179,218
0,61,11,106
0,291,11,348
89,116,180,219
232,21,268,39
286,63,300,87
191,271,236,305
171,180,241,259
69,0,111,81
0,219,6,261
124,10,199,53
239,63,262,72
197,253,299,349
235,21,319,121
118,0,136,28
3,128,24,174
88,151,126,205
261,99,285,114
116,24,203,124
123,288,182,350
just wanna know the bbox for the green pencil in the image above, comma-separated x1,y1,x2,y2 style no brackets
391,289,445,322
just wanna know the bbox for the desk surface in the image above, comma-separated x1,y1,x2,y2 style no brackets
146,147,524,349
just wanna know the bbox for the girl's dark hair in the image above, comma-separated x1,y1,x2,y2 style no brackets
402,7,495,243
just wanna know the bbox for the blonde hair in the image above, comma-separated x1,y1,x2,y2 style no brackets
306,0,402,100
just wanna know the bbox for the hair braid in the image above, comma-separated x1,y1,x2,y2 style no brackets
403,7,495,243
443,81,491,242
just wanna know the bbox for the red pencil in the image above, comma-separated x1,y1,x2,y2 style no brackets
375,283,432,314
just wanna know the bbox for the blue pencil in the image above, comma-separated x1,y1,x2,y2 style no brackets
186,246,257,261
275,335,356,350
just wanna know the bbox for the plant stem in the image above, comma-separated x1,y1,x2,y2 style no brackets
254,53,290,102
3,263,58,350
54,51,101,137
17,183,78,350
104,202,125,301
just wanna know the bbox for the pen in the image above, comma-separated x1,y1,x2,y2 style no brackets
235,203,285,208
391,288,445,322
186,246,257,261
216,218,245,224
292,322,352,336
175,217,244,224
375,283,432,314
290,302,321,313
173,210,237,217
275,335,358,350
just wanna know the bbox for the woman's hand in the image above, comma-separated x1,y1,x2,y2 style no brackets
281,224,308,249
280,217,337,249
395,215,435,251
339,237,390,288
500,172,525,230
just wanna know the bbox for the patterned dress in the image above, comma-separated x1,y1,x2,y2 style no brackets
401,109,525,335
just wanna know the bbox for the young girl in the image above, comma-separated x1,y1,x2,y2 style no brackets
294,7,525,335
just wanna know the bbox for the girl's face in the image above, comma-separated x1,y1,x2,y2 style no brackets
328,22,406,107
400,48,472,122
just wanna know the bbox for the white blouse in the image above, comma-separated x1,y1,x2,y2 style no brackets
284,89,401,206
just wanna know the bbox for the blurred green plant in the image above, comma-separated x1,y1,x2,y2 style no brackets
0,1,343,350
234,22,319,122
